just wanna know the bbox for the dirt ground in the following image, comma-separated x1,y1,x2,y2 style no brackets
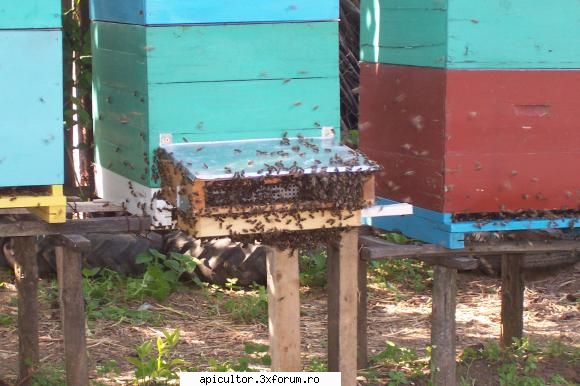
0,262,578,385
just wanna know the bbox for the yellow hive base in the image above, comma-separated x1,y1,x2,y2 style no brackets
0,185,66,223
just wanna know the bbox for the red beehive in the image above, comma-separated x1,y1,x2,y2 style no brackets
359,63,580,214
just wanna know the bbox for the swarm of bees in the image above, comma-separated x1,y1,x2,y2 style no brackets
152,134,380,249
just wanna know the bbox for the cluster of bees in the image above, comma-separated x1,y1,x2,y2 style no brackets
153,135,378,249
0,186,50,202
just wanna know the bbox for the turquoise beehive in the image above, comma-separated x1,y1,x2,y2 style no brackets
0,1,63,188
92,1,340,189
360,0,580,68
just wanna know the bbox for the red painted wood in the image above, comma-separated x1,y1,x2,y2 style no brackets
359,63,447,211
360,63,580,214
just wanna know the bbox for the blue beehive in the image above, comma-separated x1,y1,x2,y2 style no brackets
0,1,64,188
92,0,340,203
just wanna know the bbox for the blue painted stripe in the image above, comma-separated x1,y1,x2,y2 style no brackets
91,0,339,25
372,197,580,249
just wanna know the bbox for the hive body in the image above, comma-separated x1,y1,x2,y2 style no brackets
91,1,341,224
359,0,580,246
0,1,63,188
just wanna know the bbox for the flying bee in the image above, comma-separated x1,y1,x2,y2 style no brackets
283,79,292,84
234,149,242,154
182,137,189,143
203,163,209,169
224,167,233,174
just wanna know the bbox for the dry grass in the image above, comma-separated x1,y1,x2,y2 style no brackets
0,262,578,385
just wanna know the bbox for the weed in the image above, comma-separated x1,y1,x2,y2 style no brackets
96,359,120,377
205,342,271,372
129,249,201,302
222,284,268,324
127,329,188,385
299,250,327,288
31,363,65,386
371,341,428,380
0,313,15,326
307,358,327,372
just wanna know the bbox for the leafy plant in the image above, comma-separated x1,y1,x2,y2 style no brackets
127,330,187,385
0,313,15,327
222,284,268,324
31,363,65,386
300,250,327,288
129,249,200,302
371,341,428,379
206,342,271,372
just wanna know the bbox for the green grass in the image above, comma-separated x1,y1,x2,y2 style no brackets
0,313,15,326
459,338,579,386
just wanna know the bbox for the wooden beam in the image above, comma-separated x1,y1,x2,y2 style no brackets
327,229,359,386
178,210,361,238
266,247,301,371
13,237,39,386
360,235,580,260
55,235,89,386
431,266,457,386
357,258,369,370
0,216,151,237
500,254,524,348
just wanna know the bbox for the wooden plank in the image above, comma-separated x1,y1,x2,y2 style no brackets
148,77,340,145
13,237,39,386
361,203,413,218
362,175,375,206
361,0,580,68
94,166,173,228
500,254,524,348
266,247,301,371
446,0,580,69
146,22,339,84
55,235,89,386
0,30,64,188
357,258,369,370
359,235,580,260
327,229,359,386
0,216,151,237
431,266,457,386
0,0,61,29
327,239,339,371
90,0,339,25
178,210,361,239
360,0,447,67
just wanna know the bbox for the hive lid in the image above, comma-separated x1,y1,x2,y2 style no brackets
158,137,379,181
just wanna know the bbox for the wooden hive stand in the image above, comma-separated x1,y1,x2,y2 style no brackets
1,202,151,386
155,136,411,386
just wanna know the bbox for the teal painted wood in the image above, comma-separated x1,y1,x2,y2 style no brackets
0,30,63,187
0,0,61,29
148,77,340,141
146,23,339,83
446,0,580,69
92,21,340,187
361,0,580,68
90,0,338,24
360,0,447,67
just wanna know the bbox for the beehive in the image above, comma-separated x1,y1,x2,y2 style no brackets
0,1,63,188
0,1,65,223
92,2,340,183
359,0,580,247
91,1,340,225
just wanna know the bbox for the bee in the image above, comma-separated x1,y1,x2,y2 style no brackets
234,149,242,154
196,147,204,152
257,150,268,156
247,160,254,166
293,101,303,107
203,163,209,169
312,105,319,111
182,137,189,143
283,79,292,84
224,167,233,174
